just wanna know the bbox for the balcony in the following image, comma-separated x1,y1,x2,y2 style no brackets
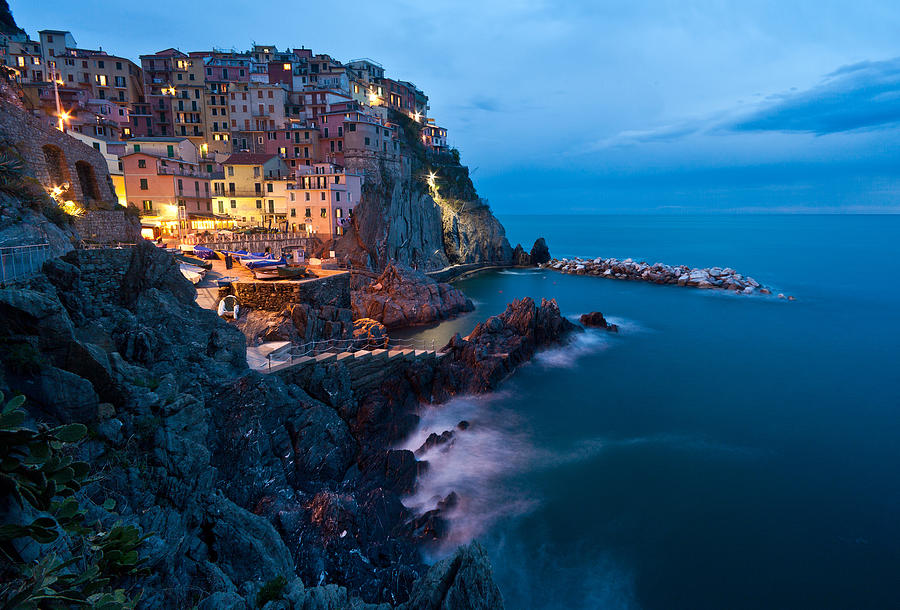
221,190,267,198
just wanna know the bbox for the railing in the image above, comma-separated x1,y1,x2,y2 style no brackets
0,243,53,286
264,336,441,370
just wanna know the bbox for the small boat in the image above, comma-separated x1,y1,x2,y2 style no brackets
245,256,287,270
252,266,307,280
180,262,206,285
217,294,240,318
192,246,219,260
215,276,239,287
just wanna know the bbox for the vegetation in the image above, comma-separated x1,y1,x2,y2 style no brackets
0,392,148,609
0,143,71,228
255,575,287,608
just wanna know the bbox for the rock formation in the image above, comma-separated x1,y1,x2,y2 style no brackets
0,239,515,608
433,297,581,396
351,262,474,329
529,237,551,265
580,311,619,332
335,110,513,272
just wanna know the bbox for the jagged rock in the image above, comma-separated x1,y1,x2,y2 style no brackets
288,404,358,482
400,541,504,610
415,430,455,457
529,237,551,265
511,244,530,266
433,297,581,396
579,311,619,332
352,263,474,329
206,493,296,588
352,317,388,349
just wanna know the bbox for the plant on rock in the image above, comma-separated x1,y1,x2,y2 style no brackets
0,392,148,609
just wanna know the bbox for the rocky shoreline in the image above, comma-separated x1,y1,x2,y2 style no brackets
542,256,795,299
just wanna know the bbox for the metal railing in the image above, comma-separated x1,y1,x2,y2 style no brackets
0,243,53,286
264,336,441,370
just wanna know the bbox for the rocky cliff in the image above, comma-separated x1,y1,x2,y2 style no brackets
336,111,512,271
0,241,507,608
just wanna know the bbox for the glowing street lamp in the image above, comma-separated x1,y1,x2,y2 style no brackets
57,110,70,131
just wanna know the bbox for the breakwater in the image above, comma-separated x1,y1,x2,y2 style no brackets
541,256,794,298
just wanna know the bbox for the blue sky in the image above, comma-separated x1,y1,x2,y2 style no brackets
12,0,900,213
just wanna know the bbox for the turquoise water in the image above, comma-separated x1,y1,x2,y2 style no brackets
402,215,900,609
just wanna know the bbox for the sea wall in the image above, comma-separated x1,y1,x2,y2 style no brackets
223,273,351,311
542,256,791,297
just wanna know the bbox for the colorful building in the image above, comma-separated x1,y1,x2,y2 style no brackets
122,137,225,236
213,153,290,227
286,163,362,237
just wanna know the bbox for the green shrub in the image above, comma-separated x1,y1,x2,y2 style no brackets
0,392,148,608
256,575,287,608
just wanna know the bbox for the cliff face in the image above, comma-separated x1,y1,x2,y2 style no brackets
336,112,512,271
0,241,506,608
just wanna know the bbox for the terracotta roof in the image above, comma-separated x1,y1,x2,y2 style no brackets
223,153,278,165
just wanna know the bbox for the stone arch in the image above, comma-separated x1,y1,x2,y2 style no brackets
42,144,70,186
75,160,101,202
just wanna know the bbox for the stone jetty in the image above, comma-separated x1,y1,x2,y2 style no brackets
542,256,792,298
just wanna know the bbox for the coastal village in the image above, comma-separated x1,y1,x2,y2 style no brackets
1,27,450,241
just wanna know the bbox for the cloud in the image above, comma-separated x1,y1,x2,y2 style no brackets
730,57,900,134
467,95,503,112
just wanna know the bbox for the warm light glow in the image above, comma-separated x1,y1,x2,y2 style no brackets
413,111,421,122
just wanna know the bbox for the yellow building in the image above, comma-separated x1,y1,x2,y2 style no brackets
214,153,290,228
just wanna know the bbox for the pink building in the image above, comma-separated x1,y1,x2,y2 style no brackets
285,163,362,237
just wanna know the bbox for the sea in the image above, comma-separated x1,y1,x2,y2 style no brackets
398,214,900,609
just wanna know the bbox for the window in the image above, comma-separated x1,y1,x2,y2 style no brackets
268,200,274,212
305,207,311,217
142,200,152,211
267,183,273,192
230,200,236,208
320,192,326,201
335,207,342,217
97,60,105,69
364,137,370,145
96,74,107,86
305,192,310,201
227,166,234,176
290,208,296,217
140,178,148,190
138,159,146,168
336,192,341,202
166,145,174,158
320,207,327,217
218,201,224,213
256,200,262,209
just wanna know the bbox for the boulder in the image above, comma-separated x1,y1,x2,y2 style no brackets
529,237,550,265
351,263,474,329
579,311,618,332
400,541,504,610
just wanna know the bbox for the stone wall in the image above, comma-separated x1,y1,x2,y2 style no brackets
0,92,118,208
223,273,351,311
73,210,142,244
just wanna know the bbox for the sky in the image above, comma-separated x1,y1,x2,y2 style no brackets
12,0,900,213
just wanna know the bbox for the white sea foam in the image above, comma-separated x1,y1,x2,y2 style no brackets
534,328,613,369
498,269,544,276
401,393,540,551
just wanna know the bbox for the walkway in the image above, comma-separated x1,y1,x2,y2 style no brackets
247,337,447,377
